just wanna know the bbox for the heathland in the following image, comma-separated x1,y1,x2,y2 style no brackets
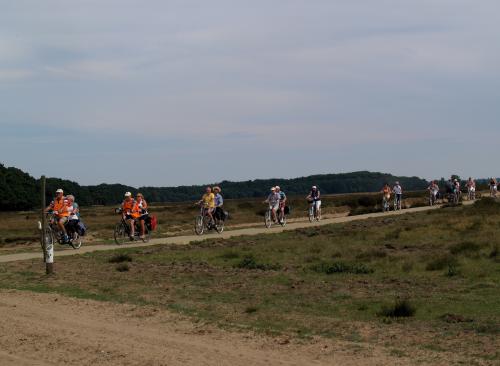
0,198,498,365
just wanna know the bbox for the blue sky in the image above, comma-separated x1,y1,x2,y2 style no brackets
1,0,499,186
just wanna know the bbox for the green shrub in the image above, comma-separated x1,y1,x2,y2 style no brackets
309,261,374,275
235,255,281,271
426,255,458,271
378,299,416,318
449,241,481,255
108,253,133,263
116,263,130,272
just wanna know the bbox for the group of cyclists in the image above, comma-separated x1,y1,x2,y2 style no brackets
120,192,150,240
44,175,498,242
196,186,225,229
44,189,82,244
382,176,499,210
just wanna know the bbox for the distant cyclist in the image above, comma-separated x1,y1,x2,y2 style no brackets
66,194,80,234
392,181,403,210
213,186,225,221
45,188,69,243
197,187,216,225
381,183,391,211
307,185,321,218
135,193,149,239
275,186,287,223
454,179,461,201
490,178,498,197
121,192,137,240
264,187,280,223
466,177,476,200
428,180,439,205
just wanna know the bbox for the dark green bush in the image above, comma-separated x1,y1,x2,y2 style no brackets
449,241,481,255
116,263,130,272
108,253,133,263
235,255,281,271
425,255,458,271
309,261,374,275
378,299,416,318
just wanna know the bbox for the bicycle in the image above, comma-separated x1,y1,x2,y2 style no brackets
428,191,439,206
394,195,402,211
264,205,287,228
114,208,150,244
382,196,391,212
194,206,224,235
44,212,82,249
308,200,321,222
466,188,476,201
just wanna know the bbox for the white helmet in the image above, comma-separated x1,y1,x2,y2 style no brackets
271,187,276,191
312,186,317,189
56,188,64,194
124,192,132,197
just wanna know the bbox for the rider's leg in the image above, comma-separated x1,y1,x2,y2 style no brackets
140,219,145,237
128,219,135,237
57,218,67,235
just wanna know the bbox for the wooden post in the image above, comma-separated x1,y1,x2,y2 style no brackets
40,176,54,274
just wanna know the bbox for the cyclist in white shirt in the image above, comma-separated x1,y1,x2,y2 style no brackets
392,181,403,210
264,187,280,223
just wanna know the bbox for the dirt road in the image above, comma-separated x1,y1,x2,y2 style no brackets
0,204,449,263
0,289,415,366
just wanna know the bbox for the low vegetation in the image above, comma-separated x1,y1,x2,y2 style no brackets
0,199,499,364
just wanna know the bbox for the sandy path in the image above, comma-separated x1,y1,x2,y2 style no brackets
0,204,458,263
0,290,406,366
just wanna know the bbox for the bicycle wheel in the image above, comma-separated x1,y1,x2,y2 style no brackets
280,215,287,227
194,216,204,235
214,218,224,233
308,206,314,222
69,232,82,249
264,210,272,228
114,223,128,245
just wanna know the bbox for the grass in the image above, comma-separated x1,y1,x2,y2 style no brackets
0,200,499,363
0,190,431,250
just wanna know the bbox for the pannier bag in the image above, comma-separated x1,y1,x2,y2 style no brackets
147,215,158,231
77,221,87,236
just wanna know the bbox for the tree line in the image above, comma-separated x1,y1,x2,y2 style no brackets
1,163,433,211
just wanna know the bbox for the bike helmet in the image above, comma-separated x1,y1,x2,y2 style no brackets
124,192,132,197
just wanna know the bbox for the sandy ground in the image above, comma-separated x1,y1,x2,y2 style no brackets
0,289,411,366
0,202,480,365
0,204,452,263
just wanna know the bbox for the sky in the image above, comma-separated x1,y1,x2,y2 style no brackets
1,0,499,187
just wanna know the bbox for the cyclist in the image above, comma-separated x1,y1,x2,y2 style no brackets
197,186,216,225
45,188,69,243
66,194,80,235
381,183,391,211
135,193,148,239
466,177,476,200
306,185,321,218
454,179,461,202
275,186,287,223
213,186,225,221
428,180,439,205
264,187,280,223
393,181,403,210
121,192,137,240
489,178,497,197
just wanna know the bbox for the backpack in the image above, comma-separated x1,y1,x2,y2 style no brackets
76,221,87,236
